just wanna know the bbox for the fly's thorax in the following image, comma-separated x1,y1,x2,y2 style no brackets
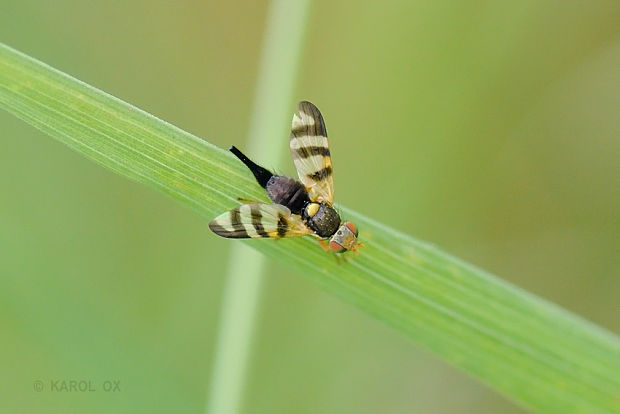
265,175,310,215
303,202,341,238
328,222,359,253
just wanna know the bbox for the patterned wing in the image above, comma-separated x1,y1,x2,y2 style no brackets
289,101,334,204
209,203,312,239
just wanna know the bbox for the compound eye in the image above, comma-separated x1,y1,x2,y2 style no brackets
344,222,358,237
329,241,346,252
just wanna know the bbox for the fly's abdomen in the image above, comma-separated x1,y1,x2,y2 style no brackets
265,175,310,214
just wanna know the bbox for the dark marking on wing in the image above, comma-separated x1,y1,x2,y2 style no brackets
250,204,269,237
277,213,288,238
298,101,328,136
230,207,241,224
209,221,248,238
296,146,330,159
291,125,308,137
308,166,333,182
291,102,328,139
208,221,229,236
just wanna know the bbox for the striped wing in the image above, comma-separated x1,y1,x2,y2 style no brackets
209,203,312,239
289,101,334,204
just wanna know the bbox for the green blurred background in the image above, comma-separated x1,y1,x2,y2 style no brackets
1,1,619,413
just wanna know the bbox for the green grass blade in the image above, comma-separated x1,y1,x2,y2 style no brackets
1,43,619,414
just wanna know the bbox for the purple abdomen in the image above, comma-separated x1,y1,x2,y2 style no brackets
266,175,309,214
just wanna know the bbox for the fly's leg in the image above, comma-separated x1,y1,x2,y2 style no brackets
236,197,262,204
316,238,330,253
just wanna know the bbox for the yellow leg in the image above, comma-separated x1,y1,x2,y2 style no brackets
352,242,365,255
236,197,262,204
316,238,330,253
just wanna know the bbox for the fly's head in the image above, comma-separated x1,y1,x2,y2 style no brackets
328,221,362,254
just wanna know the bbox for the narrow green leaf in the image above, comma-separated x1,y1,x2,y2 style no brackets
1,43,619,414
